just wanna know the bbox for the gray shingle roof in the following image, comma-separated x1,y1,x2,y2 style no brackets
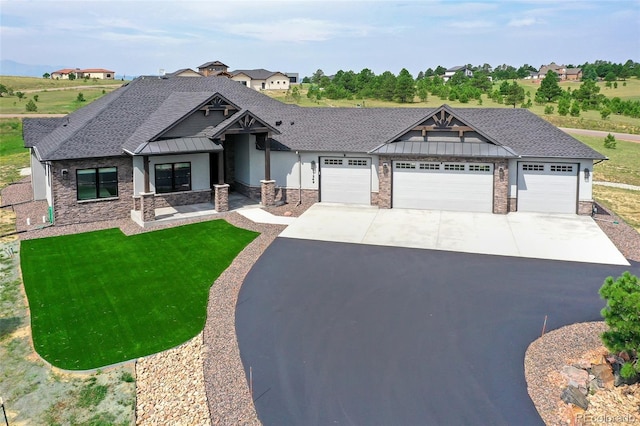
24,76,605,161
22,117,66,149
198,61,228,69
230,69,285,80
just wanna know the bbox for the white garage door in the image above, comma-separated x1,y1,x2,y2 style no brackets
393,161,494,212
517,162,578,214
320,157,371,205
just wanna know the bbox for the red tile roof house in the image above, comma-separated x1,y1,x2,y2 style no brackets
50,68,115,80
23,76,604,227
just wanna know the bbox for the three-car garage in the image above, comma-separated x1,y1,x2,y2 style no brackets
318,155,582,215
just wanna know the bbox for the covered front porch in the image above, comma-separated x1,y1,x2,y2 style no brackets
130,192,260,227
128,107,282,224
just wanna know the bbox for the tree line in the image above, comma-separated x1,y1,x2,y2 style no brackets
298,59,639,119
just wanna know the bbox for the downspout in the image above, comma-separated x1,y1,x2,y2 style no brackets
48,162,55,224
297,151,302,206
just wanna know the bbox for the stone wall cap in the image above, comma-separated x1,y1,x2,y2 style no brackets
260,180,276,184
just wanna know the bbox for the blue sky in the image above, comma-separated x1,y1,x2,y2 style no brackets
1,0,638,78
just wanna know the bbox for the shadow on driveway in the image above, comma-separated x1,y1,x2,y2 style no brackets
236,239,638,425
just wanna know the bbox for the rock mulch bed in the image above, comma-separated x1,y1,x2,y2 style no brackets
592,202,640,262
136,333,210,425
526,323,640,425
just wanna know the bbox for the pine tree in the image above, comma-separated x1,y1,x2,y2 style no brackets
604,133,617,149
600,272,640,377
394,68,416,103
536,71,563,102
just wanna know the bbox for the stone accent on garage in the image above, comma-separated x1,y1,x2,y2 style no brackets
275,188,318,205
493,160,509,214
376,155,510,212
51,157,133,225
578,200,594,215
508,198,517,213
376,160,392,208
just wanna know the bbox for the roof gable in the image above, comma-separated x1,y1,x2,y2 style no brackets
208,110,281,139
370,105,518,157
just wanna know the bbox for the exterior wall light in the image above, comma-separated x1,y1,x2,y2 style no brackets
498,167,504,181
584,168,590,182
62,169,69,180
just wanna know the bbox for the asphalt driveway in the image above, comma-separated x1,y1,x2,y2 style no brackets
236,239,638,425
279,204,629,265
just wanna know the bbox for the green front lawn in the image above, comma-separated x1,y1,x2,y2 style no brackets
20,220,258,370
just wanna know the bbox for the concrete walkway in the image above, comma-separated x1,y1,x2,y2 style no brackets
279,203,629,265
594,181,640,191
560,127,640,143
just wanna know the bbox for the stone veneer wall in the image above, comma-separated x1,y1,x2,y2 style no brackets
154,189,212,208
51,157,133,225
235,182,320,206
234,182,262,200
578,200,594,215
376,156,510,213
508,198,517,213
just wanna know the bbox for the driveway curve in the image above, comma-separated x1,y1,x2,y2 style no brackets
236,238,638,425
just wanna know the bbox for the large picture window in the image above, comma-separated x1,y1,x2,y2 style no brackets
77,167,118,200
155,162,191,193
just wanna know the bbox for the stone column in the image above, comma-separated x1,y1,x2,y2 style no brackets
260,180,276,206
493,161,509,214
214,184,230,212
140,192,156,222
377,161,392,208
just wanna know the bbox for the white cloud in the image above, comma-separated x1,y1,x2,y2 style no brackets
507,17,538,27
447,20,494,29
222,18,379,42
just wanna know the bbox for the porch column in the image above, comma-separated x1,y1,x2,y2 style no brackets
258,133,271,181
217,151,224,184
143,155,150,193
140,192,155,222
260,179,276,206
214,184,230,212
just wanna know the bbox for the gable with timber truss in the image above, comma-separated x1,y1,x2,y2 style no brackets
370,106,517,158
157,93,241,140
398,106,488,143
209,110,281,140
199,94,239,117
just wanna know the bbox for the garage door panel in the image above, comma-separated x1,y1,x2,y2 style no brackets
320,158,371,205
517,163,577,214
393,161,493,212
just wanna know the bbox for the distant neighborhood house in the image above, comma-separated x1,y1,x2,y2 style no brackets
443,65,474,82
533,63,582,81
230,69,291,90
184,60,294,91
167,68,204,78
197,61,232,77
50,68,115,80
